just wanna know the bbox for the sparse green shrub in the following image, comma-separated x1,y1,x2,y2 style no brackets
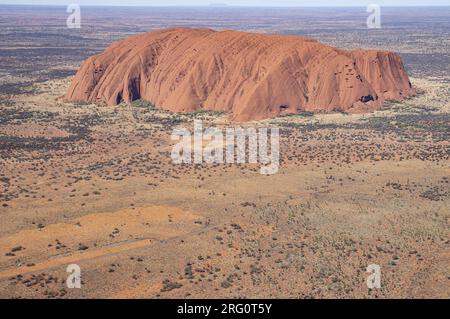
131,99,154,109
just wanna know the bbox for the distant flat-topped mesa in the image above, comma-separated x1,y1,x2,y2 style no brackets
65,27,415,121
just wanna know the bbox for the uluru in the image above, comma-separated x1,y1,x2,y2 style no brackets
65,27,416,121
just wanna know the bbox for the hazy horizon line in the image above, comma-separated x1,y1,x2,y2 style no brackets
1,3,449,7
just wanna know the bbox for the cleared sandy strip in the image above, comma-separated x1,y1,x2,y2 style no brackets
0,239,153,280
0,206,202,280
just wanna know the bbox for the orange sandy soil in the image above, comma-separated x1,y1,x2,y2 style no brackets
0,78,448,299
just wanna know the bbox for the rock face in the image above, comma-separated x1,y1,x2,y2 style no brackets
65,27,415,121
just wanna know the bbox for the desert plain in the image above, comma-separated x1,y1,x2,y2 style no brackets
0,6,448,299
